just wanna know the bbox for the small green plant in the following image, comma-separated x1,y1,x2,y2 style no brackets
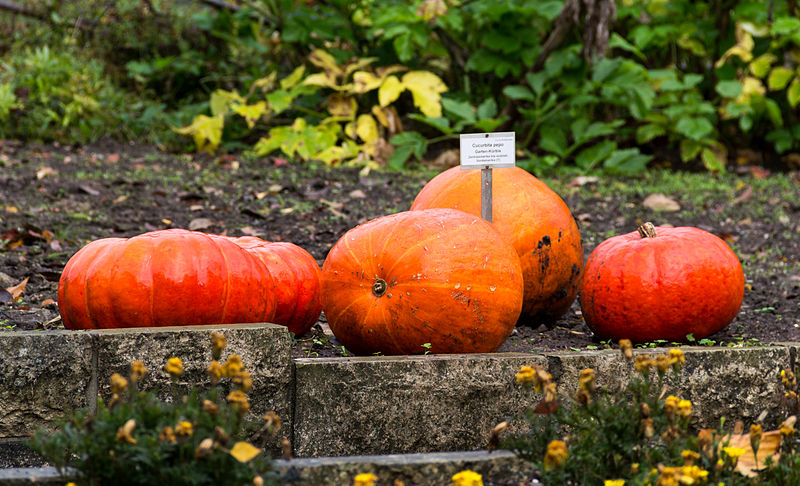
29,331,278,486
421,342,433,355
503,341,799,484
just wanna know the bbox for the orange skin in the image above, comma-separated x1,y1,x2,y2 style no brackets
58,229,277,329
321,209,524,355
228,237,323,337
411,166,583,326
579,226,745,343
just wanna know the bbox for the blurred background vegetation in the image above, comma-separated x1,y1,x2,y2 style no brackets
1,0,798,173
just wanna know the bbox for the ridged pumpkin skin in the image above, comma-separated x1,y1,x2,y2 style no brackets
410,166,583,326
227,236,322,337
58,229,277,329
580,224,745,343
321,209,524,355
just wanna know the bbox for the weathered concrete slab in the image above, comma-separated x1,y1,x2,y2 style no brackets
544,345,793,428
91,323,293,442
293,353,546,457
0,331,92,438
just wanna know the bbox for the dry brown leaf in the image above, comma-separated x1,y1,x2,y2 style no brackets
6,276,29,300
733,185,753,205
567,176,600,187
36,166,56,180
106,153,120,163
189,218,214,231
349,189,367,199
643,193,681,212
723,429,782,477
41,298,57,307
239,226,263,237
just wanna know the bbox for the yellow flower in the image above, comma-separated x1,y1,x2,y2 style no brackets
543,382,558,403
227,390,251,414
677,400,692,419
253,476,264,486
207,360,224,385
195,437,215,459
750,423,763,451
516,365,536,385
618,339,633,360
353,473,378,486
722,446,746,462
781,369,796,389
641,418,655,438
175,421,193,437
263,411,281,433
165,357,184,378
786,391,798,401
203,399,219,417
656,354,671,374
680,465,709,483
635,354,654,374
224,354,244,377
452,469,483,486
233,369,253,392
211,331,227,359
664,395,680,420
130,361,147,383
579,368,595,392
781,416,796,437
669,349,685,369
115,419,137,444
605,480,625,486
682,450,701,466
110,373,128,394
544,440,568,470
158,426,176,443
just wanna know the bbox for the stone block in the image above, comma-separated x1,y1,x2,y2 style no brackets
293,353,545,457
0,331,93,438
91,323,293,442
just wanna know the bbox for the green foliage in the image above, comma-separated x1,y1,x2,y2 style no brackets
29,334,276,486
505,348,800,485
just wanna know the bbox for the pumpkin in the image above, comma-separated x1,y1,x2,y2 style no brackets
579,222,745,343
410,166,583,326
58,229,277,329
227,236,322,336
321,208,524,355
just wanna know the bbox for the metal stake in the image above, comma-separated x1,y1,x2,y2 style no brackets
481,166,492,223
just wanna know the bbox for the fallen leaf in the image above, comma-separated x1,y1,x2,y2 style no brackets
36,166,56,180
106,153,120,163
79,184,100,196
643,193,681,212
239,226,263,236
268,184,283,194
189,218,214,231
41,298,57,307
5,206,18,213
49,240,62,251
722,429,782,477
229,441,261,463
6,276,29,300
567,176,600,187
113,195,129,204
349,189,367,199
254,192,268,200
273,157,288,167
733,185,753,205
190,205,204,211
162,218,173,226
749,166,770,179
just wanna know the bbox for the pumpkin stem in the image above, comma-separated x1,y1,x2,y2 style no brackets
372,278,388,297
638,222,657,238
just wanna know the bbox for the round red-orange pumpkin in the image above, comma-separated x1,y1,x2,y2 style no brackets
227,236,322,336
58,229,277,329
321,208,524,355
579,223,745,343
410,166,583,326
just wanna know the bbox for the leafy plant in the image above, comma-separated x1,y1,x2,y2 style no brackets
29,331,278,486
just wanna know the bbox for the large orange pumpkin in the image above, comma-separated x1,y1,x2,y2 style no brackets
227,236,322,336
321,209,524,355
411,166,583,326
58,229,277,329
580,223,745,343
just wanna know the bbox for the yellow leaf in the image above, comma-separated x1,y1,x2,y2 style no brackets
280,66,306,90
740,76,766,98
378,75,405,107
229,441,261,463
327,93,357,118
344,121,356,139
343,57,378,79
716,25,754,68
292,117,307,131
308,49,342,76
210,90,244,117
749,53,777,78
303,72,339,89
352,71,383,94
252,72,277,92
401,71,448,118
356,114,379,144
376,65,407,78
174,114,224,154
788,78,800,107
371,105,389,127
417,0,448,21
232,101,268,129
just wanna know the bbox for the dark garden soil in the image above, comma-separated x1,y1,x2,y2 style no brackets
1,140,799,359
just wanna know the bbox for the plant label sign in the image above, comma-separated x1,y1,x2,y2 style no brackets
459,132,516,169
459,132,516,223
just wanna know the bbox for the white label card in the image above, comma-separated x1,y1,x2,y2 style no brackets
459,132,516,169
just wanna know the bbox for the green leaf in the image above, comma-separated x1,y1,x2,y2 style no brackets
715,80,742,98
788,78,800,107
389,131,427,168
765,128,794,153
675,116,713,141
764,98,783,127
609,33,645,60
749,54,776,78
481,31,521,54
636,123,666,144
474,117,506,132
388,144,415,170
574,120,623,145
476,98,497,120
539,125,567,157
407,114,452,134
525,72,547,95
575,140,617,170
679,139,702,161
441,97,475,122
772,16,800,35
502,85,535,101
767,67,794,90
266,89,294,114
700,147,726,173
592,58,621,83
393,33,414,62
602,148,651,174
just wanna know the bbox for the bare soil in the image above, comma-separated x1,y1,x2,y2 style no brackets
1,140,799,359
